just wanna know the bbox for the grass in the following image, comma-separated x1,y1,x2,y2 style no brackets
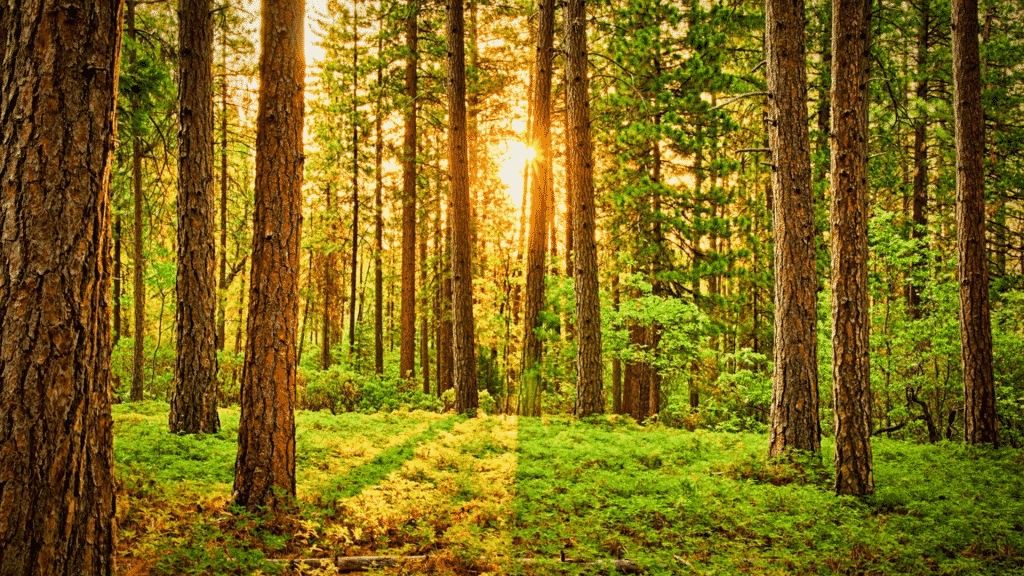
111,403,1024,575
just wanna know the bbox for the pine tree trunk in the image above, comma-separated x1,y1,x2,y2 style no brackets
440,218,455,396
830,0,874,496
374,28,385,375
908,0,930,319
766,0,820,456
233,0,304,510
114,215,122,346
171,0,221,434
400,0,419,380
565,0,603,417
349,0,360,354
421,207,431,394
612,275,623,414
218,9,230,351
129,1,146,403
446,0,479,416
520,0,555,416
0,2,121,572
952,0,998,444
322,188,335,370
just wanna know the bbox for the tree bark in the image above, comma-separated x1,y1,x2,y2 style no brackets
565,0,602,417
952,0,997,445
421,201,431,395
129,0,146,403
374,23,385,375
349,0,360,355
171,0,221,434
520,0,555,417
217,7,230,351
766,0,820,456
907,0,929,319
439,216,455,397
447,0,479,416
612,275,623,414
114,215,122,346
233,0,304,510
0,2,121,573
830,0,874,496
400,0,419,380
322,188,335,370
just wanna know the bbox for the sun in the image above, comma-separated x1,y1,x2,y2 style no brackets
497,140,534,208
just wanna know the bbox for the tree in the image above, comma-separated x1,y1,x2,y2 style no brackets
233,0,304,510
0,1,121,573
520,0,555,416
129,0,147,403
566,0,603,417
830,0,874,496
170,0,221,434
952,0,998,444
765,0,820,455
400,0,419,380
447,0,479,416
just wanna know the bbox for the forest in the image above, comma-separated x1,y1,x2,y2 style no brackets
0,0,1023,573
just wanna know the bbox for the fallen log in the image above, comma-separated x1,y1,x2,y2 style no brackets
269,555,641,573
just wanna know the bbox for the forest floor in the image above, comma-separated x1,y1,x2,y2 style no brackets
113,402,1024,576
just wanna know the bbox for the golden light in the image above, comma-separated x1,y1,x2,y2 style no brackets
498,140,534,208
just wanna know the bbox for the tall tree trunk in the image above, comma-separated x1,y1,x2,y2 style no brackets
612,275,623,414
400,0,419,380
420,197,430,394
468,0,480,258
907,0,930,319
349,0,360,354
374,25,385,375
0,2,121,572
446,0,479,416
233,0,304,510
439,215,455,396
565,0,602,417
217,7,230,351
171,0,221,434
129,1,146,403
322,188,335,370
114,215,122,346
952,0,997,444
766,0,820,456
830,0,874,496
520,0,555,416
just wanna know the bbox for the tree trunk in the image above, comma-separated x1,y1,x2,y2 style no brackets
114,215,122,346
233,0,304,510
374,23,385,375
565,0,602,417
766,0,820,456
830,0,874,496
400,0,419,380
952,0,998,445
0,2,121,572
322,188,335,370
907,0,929,319
421,202,431,395
439,217,455,396
446,0,479,416
349,0,360,355
520,0,555,416
171,0,221,434
129,1,146,403
612,275,623,414
217,8,230,351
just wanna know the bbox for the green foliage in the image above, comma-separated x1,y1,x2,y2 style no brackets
298,365,443,414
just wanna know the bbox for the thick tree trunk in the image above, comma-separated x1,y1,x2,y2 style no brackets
171,0,221,434
907,0,929,319
374,26,385,375
0,2,121,573
830,0,874,496
233,0,304,510
565,0,602,417
766,0,820,456
520,0,555,417
400,0,419,380
447,0,479,416
129,1,146,403
952,0,997,445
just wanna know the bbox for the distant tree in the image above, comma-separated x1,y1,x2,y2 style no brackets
400,0,419,380
766,0,820,455
520,0,555,416
952,0,998,444
566,0,603,417
0,1,121,573
233,0,304,510
830,0,874,496
447,0,480,416
170,0,221,434
128,0,147,403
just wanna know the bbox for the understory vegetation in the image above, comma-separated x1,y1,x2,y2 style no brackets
113,403,1024,575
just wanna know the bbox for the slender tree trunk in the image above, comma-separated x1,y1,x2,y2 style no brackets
440,216,455,396
374,24,385,375
322,188,335,369
171,0,221,434
434,199,443,394
908,0,930,318
830,0,874,496
520,0,555,416
0,2,121,572
565,0,602,417
952,0,997,444
400,0,419,380
766,0,820,456
446,0,479,415
218,8,230,351
421,200,430,394
114,215,122,346
129,1,146,403
233,0,304,510
612,275,623,414
468,0,480,257
349,0,360,354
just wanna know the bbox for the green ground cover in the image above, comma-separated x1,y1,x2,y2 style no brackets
111,404,1023,575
